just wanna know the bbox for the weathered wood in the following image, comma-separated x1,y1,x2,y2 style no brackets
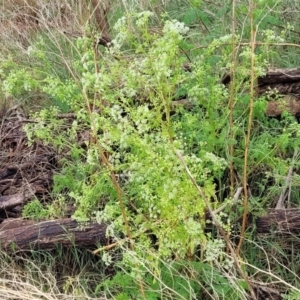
0,218,109,251
256,209,300,233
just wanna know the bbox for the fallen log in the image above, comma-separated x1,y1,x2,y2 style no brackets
256,209,300,233
0,218,109,251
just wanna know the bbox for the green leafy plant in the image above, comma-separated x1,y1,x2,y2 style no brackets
22,198,48,220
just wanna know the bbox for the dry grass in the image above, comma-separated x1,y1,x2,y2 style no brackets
0,0,111,51
0,247,111,300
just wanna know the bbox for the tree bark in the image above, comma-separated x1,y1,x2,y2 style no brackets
0,218,109,251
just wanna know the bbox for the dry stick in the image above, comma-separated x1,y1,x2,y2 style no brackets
275,149,299,209
236,0,257,258
213,187,243,214
93,239,128,254
175,150,257,300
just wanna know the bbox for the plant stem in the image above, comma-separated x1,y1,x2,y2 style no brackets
229,0,237,198
236,0,257,257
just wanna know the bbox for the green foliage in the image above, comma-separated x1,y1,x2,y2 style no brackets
22,199,48,220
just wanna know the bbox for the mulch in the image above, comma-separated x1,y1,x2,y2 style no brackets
0,106,56,220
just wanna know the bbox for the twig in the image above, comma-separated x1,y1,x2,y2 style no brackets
213,187,243,214
93,238,128,255
275,149,299,209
